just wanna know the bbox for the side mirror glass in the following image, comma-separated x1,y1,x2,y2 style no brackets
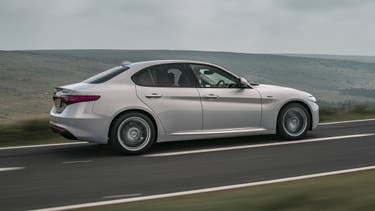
239,77,250,88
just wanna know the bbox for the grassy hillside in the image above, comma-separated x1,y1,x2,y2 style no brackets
1,49,375,122
284,53,375,64
0,51,113,122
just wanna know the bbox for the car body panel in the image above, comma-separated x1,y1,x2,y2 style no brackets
255,84,319,130
197,88,262,130
135,86,203,133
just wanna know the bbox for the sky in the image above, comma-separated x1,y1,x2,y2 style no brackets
0,0,375,55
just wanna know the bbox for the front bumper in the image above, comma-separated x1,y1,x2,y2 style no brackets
308,101,319,130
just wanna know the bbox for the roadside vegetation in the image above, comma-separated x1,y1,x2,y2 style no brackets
75,169,375,211
0,118,69,147
319,104,375,122
2,50,375,120
1,105,374,147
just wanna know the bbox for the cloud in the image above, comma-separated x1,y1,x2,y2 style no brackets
275,0,375,12
0,0,374,55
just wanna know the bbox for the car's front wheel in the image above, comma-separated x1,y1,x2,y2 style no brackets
277,103,310,140
110,112,156,154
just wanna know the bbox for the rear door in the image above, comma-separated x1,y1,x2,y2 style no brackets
133,63,202,133
188,63,262,130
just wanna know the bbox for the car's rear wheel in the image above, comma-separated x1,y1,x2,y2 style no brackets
110,112,156,154
277,103,310,140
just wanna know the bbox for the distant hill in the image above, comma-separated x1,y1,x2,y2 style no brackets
284,53,375,64
1,50,375,122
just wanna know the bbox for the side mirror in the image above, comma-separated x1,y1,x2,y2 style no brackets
239,77,250,88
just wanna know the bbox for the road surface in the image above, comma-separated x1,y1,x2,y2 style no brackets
0,119,374,210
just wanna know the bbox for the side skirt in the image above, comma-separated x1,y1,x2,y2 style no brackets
157,128,273,142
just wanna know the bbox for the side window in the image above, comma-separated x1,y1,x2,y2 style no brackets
132,69,153,86
132,64,196,87
189,64,239,88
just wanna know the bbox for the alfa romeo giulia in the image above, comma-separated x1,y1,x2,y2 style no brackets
50,60,319,154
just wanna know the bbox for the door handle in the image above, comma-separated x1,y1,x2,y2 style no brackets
203,94,220,99
145,93,162,98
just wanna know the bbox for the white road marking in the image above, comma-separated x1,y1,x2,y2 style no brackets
0,167,25,172
102,193,142,200
145,133,374,157
0,118,374,151
319,118,375,125
62,160,94,164
32,165,375,211
0,142,88,151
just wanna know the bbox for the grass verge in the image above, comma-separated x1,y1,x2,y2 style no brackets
319,105,375,122
75,169,375,211
0,118,72,147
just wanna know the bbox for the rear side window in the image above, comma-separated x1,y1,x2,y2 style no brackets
83,66,129,84
132,69,153,86
132,64,196,87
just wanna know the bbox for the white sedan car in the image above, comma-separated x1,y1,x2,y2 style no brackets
50,60,319,154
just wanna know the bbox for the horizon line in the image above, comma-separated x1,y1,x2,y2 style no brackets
1,48,374,57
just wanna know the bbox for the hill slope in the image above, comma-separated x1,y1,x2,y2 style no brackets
1,50,375,122
284,54,375,64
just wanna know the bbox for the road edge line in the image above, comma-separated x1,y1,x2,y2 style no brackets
319,118,375,125
0,142,88,150
145,133,374,157
32,165,375,211
0,167,25,172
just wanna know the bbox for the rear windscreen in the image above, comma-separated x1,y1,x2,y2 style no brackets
82,66,129,84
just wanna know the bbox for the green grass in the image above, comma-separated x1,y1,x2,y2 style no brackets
320,105,375,122
0,118,72,147
1,106,374,147
75,169,375,211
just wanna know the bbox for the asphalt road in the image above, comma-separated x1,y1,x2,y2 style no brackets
0,120,375,211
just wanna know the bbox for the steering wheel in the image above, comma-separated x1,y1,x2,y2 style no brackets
216,80,225,88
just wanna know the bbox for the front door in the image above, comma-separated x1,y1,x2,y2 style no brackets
188,63,262,130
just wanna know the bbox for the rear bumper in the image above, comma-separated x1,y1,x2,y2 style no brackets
50,105,110,144
50,124,77,140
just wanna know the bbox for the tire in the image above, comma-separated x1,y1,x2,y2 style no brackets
277,103,310,140
110,112,156,155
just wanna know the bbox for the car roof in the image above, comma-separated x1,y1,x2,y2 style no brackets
123,60,226,70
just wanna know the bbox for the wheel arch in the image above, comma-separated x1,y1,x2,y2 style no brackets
107,108,158,144
277,100,313,131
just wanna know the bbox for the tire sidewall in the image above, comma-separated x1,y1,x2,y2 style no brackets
277,103,311,140
110,112,156,155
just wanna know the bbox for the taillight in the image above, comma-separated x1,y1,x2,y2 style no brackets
60,95,100,105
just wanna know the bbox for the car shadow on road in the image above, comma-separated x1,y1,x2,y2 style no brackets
39,134,281,159
18,132,318,160
150,131,320,154
149,134,279,154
